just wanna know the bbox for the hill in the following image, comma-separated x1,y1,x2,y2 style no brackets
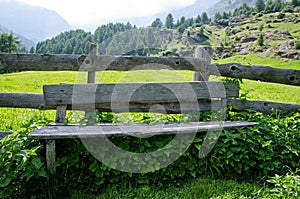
124,0,220,26
207,0,256,16
0,1,71,42
33,2,300,62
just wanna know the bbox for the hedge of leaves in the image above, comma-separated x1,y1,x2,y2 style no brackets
1,109,299,198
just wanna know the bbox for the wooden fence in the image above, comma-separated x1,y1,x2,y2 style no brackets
0,51,299,114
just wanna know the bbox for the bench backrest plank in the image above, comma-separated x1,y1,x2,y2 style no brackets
43,82,238,113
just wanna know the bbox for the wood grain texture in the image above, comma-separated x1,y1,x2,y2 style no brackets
43,82,239,106
1,53,299,86
0,132,12,139
0,53,210,73
0,92,298,114
0,93,44,109
218,63,300,86
228,99,300,114
193,47,211,81
45,140,56,175
29,121,258,139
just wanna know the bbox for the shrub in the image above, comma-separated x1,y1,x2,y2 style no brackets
268,171,300,198
1,109,299,197
277,12,286,19
258,34,264,46
259,24,264,31
295,41,300,50
0,114,50,198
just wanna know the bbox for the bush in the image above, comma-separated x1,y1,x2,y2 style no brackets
258,34,264,46
1,110,299,197
295,41,300,50
268,171,300,198
277,12,286,19
0,114,50,198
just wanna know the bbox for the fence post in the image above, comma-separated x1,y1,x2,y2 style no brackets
87,44,97,83
85,44,98,123
193,47,212,81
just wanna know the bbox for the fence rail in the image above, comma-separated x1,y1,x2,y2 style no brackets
0,52,299,114
0,53,299,86
0,93,299,114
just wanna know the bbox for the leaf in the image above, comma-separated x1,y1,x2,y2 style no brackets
0,177,12,188
32,157,43,169
21,170,34,182
143,140,151,147
38,170,48,178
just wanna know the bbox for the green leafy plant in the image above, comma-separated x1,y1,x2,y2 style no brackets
295,41,300,50
0,114,50,198
267,170,300,198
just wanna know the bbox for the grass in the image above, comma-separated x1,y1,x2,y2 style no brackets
0,62,299,198
71,178,273,199
215,53,300,70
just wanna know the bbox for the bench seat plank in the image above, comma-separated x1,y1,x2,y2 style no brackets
0,132,12,139
29,121,258,139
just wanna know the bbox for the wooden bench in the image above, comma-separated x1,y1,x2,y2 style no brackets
28,81,257,174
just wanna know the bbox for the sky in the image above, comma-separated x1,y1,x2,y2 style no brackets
13,0,196,28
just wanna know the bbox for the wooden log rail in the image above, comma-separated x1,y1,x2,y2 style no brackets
0,53,299,86
0,92,299,114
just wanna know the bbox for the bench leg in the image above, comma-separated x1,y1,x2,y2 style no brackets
46,140,56,175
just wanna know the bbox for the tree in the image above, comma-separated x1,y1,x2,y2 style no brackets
29,46,35,53
151,18,163,28
165,13,174,29
291,0,299,6
0,33,20,53
195,15,201,24
198,27,205,37
256,0,265,12
257,34,264,46
180,16,186,25
201,12,210,24
273,0,284,12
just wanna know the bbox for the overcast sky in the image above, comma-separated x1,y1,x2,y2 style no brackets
14,0,196,27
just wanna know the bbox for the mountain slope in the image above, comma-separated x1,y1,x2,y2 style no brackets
123,0,220,27
0,1,71,42
171,0,220,19
207,0,256,16
0,24,35,49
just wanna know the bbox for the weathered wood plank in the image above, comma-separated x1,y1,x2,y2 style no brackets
1,53,299,86
29,121,258,139
193,47,211,81
228,99,300,114
0,92,298,114
0,93,44,109
55,105,67,123
45,140,56,175
0,53,209,73
218,63,300,86
0,132,12,139
43,82,239,106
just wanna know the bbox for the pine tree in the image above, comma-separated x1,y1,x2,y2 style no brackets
201,12,210,24
257,34,264,46
151,18,163,28
0,33,20,53
165,13,174,29
291,0,299,6
195,15,201,24
256,0,265,12
29,46,35,53
198,27,204,36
